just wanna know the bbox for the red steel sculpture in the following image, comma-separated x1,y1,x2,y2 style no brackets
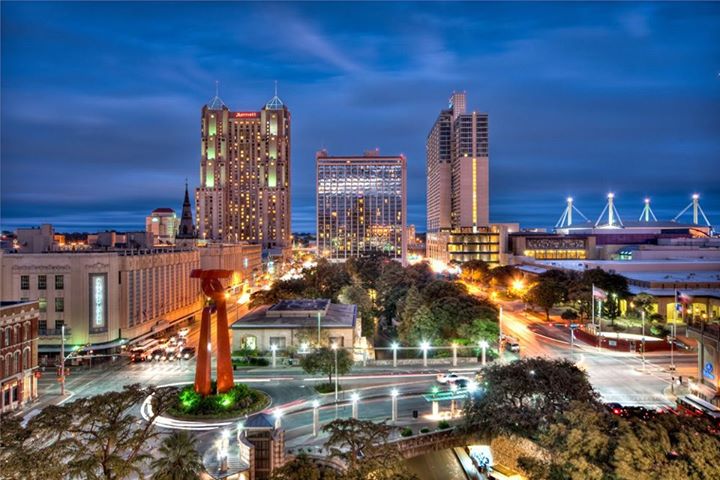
191,269,235,395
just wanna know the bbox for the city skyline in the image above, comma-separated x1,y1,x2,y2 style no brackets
2,2,719,233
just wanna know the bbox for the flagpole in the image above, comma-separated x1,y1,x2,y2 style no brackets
598,300,603,352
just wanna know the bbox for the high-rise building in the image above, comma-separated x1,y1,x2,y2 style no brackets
196,88,291,255
317,150,406,263
426,92,494,264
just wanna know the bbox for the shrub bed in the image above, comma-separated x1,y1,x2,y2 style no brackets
167,383,269,419
314,382,343,394
232,357,270,367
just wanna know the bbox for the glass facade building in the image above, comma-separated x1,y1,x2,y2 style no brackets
317,151,407,263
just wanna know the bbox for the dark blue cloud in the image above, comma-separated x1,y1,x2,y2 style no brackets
1,2,719,233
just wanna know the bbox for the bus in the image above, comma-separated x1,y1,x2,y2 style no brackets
677,394,720,425
129,338,160,362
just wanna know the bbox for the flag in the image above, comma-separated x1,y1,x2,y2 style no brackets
592,286,608,301
676,290,693,304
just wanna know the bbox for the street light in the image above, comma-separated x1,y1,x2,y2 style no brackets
390,389,399,423
391,342,399,368
312,400,320,436
270,344,277,368
640,310,646,370
420,341,430,367
331,343,339,402
452,342,458,367
478,340,489,366
300,342,309,354
351,392,359,419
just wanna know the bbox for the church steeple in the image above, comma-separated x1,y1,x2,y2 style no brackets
177,180,196,239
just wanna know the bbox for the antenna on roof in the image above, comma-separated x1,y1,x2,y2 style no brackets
595,192,624,228
673,193,711,226
555,196,589,229
639,197,657,222
215,80,219,97
274,80,278,97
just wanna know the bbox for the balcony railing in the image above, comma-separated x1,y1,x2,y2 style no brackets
39,328,71,337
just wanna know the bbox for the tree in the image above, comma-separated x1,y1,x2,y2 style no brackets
377,261,411,323
460,259,490,284
250,278,308,308
457,318,500,345
612,413,720,479
398,304,437,344
1,384,177,480
518,402,614,480
150,431,204,480
323,419,416,479
524,279,563,320
269,452,337,480
488,265,519,288
463,358,599,437
398,285,423,325
300,347,353,384
345,253,387,290
404,261,434,290
632,293,655,317
338,283,374,337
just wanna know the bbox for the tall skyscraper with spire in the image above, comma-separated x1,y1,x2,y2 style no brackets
196,84,291,254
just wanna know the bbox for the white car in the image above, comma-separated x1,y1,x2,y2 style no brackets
178,327,190,338
436,372,468,384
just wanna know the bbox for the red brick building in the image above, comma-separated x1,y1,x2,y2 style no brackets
1,300,39,412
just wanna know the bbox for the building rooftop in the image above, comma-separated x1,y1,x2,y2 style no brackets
268,299,330,312
151,207,175,214
623,271,720,284
232,301,356,329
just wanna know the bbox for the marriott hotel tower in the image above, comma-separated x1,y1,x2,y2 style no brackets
196,90,291,254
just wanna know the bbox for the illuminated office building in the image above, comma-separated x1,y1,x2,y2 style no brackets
196,88,291,255
317,150,406,263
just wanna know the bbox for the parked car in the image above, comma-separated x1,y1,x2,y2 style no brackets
436,372,469,384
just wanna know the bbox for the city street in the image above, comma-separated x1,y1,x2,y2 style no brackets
26,301,699,443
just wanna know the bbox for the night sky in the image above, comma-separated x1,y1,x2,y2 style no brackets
2,2,719,233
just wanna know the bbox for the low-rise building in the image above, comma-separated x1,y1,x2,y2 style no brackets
146,208,180,245
231,299,360,352
1,300,39,412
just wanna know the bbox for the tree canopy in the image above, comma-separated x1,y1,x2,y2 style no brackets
300,347,353,384
463,358,599,437
0,384,177,480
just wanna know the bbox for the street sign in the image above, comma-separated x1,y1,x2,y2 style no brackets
570,324,580,330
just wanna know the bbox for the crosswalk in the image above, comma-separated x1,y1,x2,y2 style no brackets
129,362,195,375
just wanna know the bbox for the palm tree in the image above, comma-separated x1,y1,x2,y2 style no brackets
150,431,204,480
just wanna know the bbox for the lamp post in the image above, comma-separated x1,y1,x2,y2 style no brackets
450,383,458,417
498,306,504,359
641,310,646,371
467,380,478,407
332,343,339,402
317,311,321,345
479,340,489,366
391,342,399,368
390,389,398,423
452,343,458,367
270,344,277,368
312,400,320,436
351,392,359,419
420,341,430,367
60,324,66,396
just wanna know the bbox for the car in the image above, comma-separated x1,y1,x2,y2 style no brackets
150,348,165,361
605,402,624,416
436,372,468,384
453,378,469,389
505,341,520,352
178,347,196,360
178,327,190,338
